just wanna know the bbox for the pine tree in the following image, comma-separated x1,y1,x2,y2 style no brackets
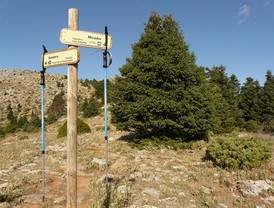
259,70,274,131
82,97,99,118
239,77,261,122
47,91,66,118
111,12,219,138
207,66,241,132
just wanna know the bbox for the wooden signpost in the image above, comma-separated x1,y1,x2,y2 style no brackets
60,28,112,49
66,8,78,208
42,48,80,68
41,7,112,208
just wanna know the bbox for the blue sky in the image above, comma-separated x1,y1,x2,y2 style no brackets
0,0,273,85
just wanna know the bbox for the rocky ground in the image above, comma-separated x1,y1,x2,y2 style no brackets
0,115,274,208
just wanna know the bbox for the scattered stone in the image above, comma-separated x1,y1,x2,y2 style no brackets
92,157,107,169
218,203,228,208
111,156,127,170
264,195,274,204
201,185,211,195
159,197,177,203
172,165,185,171
77,195,85,203
255,205,266,208
0,170,9,177
0,202,11,208
54,196,66,204
237,180,272,196
117,184,130,194
178,192,186,196
22,194,42,203
47,145,66,152
143,188,160,198
185,149,195,153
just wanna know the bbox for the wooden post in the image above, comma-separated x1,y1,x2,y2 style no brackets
67,8,78,208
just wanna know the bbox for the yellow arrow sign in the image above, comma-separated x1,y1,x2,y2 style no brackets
60,28,112,49
42,48,80,68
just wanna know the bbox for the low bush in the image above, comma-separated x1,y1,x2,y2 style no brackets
3,123,16,134
46,113,58,125
57,118,91,138
206,136,272,169
0,128,5,139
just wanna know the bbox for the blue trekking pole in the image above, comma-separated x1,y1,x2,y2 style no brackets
103,26,112,186
40,45,47,202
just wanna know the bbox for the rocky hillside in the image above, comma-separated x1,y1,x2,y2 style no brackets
0,69,274,208
0,69,94,127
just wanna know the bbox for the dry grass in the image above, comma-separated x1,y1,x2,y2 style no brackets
1,120,273,207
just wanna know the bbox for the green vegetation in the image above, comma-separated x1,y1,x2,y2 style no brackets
206,135,272,169
109,11,274,144
80,78,112,103
82,97,99,118
57,118,91,138
45,113,58,125
0,128,5,139
0,178,25,204
47,91,66,118
3,104,41,134
111,12,226,139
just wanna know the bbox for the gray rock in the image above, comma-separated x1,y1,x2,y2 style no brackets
54,196,66,204
218,203,228,208
237,180,272,196
117,184,130,194
92,157,107,169
143,188,160,198
0,202,11,208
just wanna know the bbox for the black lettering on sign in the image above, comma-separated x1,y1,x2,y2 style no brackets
88,35,102,40
49,55,58,59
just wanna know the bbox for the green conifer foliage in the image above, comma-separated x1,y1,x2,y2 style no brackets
259,70,274,132
207,66,241,132
47,91,66,118
239,77,261,123
111,12,219,138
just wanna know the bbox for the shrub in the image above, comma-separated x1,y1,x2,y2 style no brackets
3,123,16,134
206,136,272,169
0,128,5,139
82,97,99,118
46,113,58,125
57,118,91,138
244,120,259,132
47,91,66,118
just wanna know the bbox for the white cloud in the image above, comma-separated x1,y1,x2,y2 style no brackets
262,0,272,6
238,4,250,24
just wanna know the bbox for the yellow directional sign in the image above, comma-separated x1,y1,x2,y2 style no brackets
42,48,80,68
60,28,112,49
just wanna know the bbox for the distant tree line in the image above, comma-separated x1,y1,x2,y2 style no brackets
0,85,101,138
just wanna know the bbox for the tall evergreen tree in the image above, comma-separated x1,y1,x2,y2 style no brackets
259,70,274,131
207,66,241,132
239,77,261,122
111,12,220,138
82,97,99,118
